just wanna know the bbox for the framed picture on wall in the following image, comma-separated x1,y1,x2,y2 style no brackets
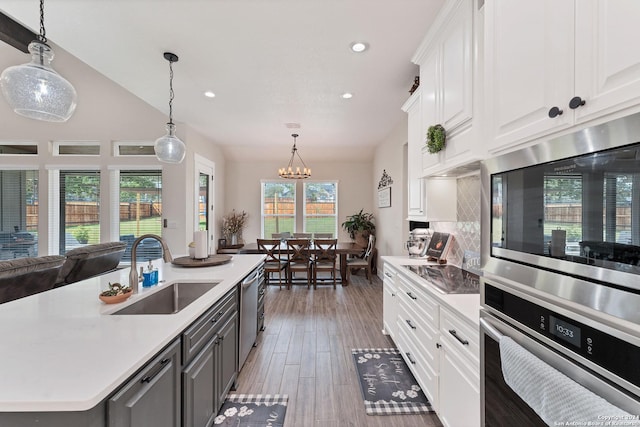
378,187,391,208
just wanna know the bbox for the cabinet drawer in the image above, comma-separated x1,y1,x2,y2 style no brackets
383,263,397,282
396,322,439,411
108,339,181,427
440,307,479,365
397,299,439,366
397,274,439,328
182,289,237,364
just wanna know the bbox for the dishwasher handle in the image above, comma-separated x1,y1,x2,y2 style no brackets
241,268,262,289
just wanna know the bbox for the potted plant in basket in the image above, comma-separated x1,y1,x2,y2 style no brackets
341,209,375,247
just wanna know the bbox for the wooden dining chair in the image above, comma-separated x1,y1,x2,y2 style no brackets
346,234,376,284
312,239,338,289
257,239,289,289
292,233,312,239
286,239,312,288
272,232,291,240
313,233,333,239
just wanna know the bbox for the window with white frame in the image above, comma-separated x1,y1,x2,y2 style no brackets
0,169,39,259
261,181,295,238
58,170,100,254
116,170,163,261
303,181,338,236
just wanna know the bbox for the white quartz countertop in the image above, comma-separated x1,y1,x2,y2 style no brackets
382,256,481,327
0,254,265,412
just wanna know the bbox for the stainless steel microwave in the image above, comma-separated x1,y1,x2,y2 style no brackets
482,111,640,293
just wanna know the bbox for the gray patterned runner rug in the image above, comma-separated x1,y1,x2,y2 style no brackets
352,348,434,415
214,394,288,426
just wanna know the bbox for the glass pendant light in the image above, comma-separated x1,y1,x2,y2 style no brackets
0,0,77,122
154,52,186,164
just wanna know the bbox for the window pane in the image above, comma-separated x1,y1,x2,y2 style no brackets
119,170,162,261
60,171,100,254
0,144,38,155
544,175,582,255
262,182,295,237
304,182,337,235
199,173,208,231
0,170,38,259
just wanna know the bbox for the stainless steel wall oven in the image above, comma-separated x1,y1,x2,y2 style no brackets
481,277,640,426
481,112,640,426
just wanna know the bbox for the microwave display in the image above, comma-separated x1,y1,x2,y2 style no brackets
491,142,640,277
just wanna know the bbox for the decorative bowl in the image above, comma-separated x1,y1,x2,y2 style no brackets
99,290,132,304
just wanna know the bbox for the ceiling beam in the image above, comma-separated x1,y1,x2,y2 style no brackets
0,10,36,53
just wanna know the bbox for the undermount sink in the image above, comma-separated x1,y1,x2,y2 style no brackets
112,282,220,315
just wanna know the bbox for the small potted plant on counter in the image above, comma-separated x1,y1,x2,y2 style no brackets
342,209,375,247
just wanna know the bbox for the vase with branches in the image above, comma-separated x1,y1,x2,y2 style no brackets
222,210,248,245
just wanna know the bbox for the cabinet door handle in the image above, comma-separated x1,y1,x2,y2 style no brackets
384,272,393,279
569,96,586,109
211,310,225,324
405,352,416,365
406,319,417,330
140,357,171,384
391,293,396,297
436,343,442,349
406,292,417,300
548,106,563,118
259,289,265,296
449,329,469,345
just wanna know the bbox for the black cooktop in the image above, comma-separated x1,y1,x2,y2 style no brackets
402,264,480,294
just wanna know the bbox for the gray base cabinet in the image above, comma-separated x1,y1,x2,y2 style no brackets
182,287,238,427
107,339,181,427
216,311,238,407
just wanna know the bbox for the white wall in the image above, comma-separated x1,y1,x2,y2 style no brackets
0,41,226,255
373,118,409,263
224,160,373,244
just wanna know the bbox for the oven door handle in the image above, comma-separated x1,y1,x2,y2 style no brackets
479,317,504,342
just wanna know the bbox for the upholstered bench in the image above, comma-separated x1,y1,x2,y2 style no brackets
0,256,66,304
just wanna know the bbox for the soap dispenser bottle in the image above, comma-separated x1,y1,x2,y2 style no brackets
142,260,154,287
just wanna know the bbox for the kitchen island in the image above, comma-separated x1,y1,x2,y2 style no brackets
0,254,264,425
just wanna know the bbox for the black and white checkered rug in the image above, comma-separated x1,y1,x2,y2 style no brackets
214,394,288,426
352,348,434,416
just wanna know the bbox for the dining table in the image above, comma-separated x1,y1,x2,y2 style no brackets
236,241,376,285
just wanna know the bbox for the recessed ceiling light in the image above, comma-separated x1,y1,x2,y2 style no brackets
342,92,353,99
204,91,216,98
350,42,368,53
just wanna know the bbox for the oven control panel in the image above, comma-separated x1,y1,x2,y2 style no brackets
485,283,640,389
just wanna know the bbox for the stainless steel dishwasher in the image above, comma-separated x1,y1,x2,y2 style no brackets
239,266,263,369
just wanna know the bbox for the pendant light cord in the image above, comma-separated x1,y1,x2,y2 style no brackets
39,0,47,44
168,59,175,125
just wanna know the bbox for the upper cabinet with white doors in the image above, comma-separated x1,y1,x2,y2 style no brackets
485,0,640,155
412,0,485,177
402,89,427,220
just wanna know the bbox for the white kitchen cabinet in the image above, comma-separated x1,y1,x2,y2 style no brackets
396,271,440,411
485,0,640,154
382,263,398,338
437,307,480,427
402,90,427,220
412,0,484,177
385,262,480,426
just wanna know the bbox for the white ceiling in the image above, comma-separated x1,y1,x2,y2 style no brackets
0,0,444,161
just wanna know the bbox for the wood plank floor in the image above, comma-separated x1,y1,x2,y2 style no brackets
235,272,444,427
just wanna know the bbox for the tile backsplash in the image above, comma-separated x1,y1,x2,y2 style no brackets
431,174,481,266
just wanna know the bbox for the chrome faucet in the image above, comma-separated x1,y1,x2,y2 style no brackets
129,234,173,293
